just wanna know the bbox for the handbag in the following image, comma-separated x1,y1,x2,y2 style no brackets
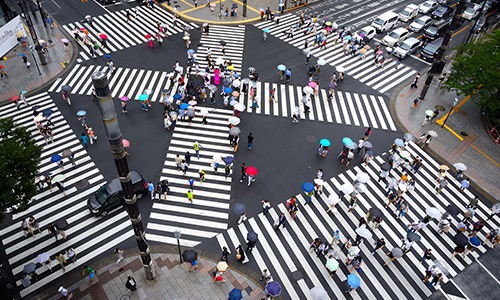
236,252,241,259
89,270,95,279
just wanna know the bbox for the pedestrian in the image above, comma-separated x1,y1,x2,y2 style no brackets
304,190,315,205
247,133,254,149
187,259,198,271
221,246,229,262
372,238,385,255
62,90,71,105
0,66,8,80
412,96,420,109
428,273,443,288
435,177,447,194
146,181,154,198
247,174,255,186
87,127,97,145
470,220,485,236
47,223,58,240
67,248,77,263
82,265,96,283
487,205,500,221
331,230,341,245
58,287,72,299
161,180,169,197
193,141,202,159
430,110,439,123
423,265,438,282
370,216,383,230
28,215,41,234
274,213,286,230
56,253,66,273
260,269,271,282
383,248,398,266
437,218,450,234
395,202,409,219
401,239,414,255
317,242,329,257
114,247,124,264
224,164,231,179
262,200,271,214
410,73,420,88
235,245,245,262
21,219,34,238
462,207,475,223
438,73,446,86
484,229,500,248
348,195,357,212
341,150,354,166
125,276,137,291
420,249,432,264
213,272,226,282
185,151,191,165
305,52,311,64
187,190,193,204
408,220,422,233
466,195,479,209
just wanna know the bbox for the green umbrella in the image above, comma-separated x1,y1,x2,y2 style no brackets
325,258,339,271
20,89,28,95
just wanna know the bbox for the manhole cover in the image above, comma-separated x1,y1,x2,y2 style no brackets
460,131,468,136
306,135,318,143
292,270,303,280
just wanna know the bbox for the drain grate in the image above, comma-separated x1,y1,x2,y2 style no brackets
306,135,318,143
460,131,469,136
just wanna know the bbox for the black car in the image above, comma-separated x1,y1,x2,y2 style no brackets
423,20,450,42
421,37,444,62
88,170,147,216
97,0,116,4
473,16,490,34
432,6,453,19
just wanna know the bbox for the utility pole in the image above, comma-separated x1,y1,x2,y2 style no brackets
243,0,247,17
461,0,488,53
17,0,47,66
91,71,156,281
419,0,467,100
36,0,47,28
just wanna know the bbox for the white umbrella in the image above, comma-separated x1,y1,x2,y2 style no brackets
310,286,328,300
336,66,345,73
328,195,340,205
348,246,360,256
215,57,225,65
428,130,438,137
213,155,222,164
356,172,370,183
36,252,50,264
303,86,314,95
356,227,372,239
454,163,467,171
234,103,245,111
340,183,354,194
314,179,325,185
426,207,441,219
354,182,367,193
232,79,241,87
34,115,44,122
398,183,407,192
399,151,411,159
175,66,183,72
228,116,240,125
200,108,209,116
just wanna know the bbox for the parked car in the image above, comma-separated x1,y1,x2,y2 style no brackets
393,37,421,58
382,27,410,47
409,16,433,32
355,26,377,40
399,4,420,22
432,6,453,19
419,1,439,14
463,3,482,20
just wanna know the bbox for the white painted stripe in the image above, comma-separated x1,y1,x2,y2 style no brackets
150,208,228,223
345,92,359,126
378,96,397,131
48,78,62,93
154,194,230,209
336,91,350,125
362,94,378,129
370,95,387,130
353,93,368,127
280,84,288,118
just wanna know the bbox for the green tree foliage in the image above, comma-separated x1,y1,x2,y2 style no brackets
442,29,500,117
0,117,42,222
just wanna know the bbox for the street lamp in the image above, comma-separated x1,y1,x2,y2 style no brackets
174,229,183,263
441,98,459,128
91,71,156,280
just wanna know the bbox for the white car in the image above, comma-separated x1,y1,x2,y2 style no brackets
382,27,410,47
419,1,438,14
409,16,433,32
463,3,482,20
354,26,377,40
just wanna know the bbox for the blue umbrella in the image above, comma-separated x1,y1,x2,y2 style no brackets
104,54,112,58
187,49,195,55
138,94,148,101
18,53,25,56
320,139,331,147
228,288,242,300
344,35,352,40
233,74,239,78
173,93,182,100
343,137,353,146
76,110,87,117
469,236,481,247
263,28,270,33
233,203,246,215
51,154,61,162
180,103,189,109
302,182,315,193
266,281,282,296
394,138,404,147
42,109,53,117
223,156,234,164
277,64,286,71
23,262,36,274
224,87,233,94
347,273,360,288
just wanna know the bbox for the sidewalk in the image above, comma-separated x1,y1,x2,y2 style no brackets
42,247,265,300
391,62,500,202
0,14,76,104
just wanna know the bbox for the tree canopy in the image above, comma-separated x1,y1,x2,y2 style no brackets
0,117,42,222
442,29,500,118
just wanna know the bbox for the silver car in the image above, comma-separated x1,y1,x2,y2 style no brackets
409,16,433,32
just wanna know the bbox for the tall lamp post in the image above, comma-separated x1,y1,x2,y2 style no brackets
91,71,156,280
441,98,459,128
174,229,183,263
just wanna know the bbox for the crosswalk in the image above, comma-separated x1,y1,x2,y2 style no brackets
62,8,198,62
214,142,499,299
194,25,246,75
146,108,237,247
254,14,417,94
0,92,132,298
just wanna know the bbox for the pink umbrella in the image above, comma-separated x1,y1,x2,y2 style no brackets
325,27,332,31
120,96,130,101
122,139,130,148
376,50,383,55
246,166,257,176
188,100,197,106
308,81,317,88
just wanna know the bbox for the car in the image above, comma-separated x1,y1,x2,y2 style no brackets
432,6,453,19
419,1,439,14
97,0,116,4
421,37,444,62
382,27,410,47
473,16,490,33
463,3,482,20
393,37,421,58
409,16,433,32
355,26,377,40
423,19,450,42
399,4,420,22
87,170,148,217
437,0,449,4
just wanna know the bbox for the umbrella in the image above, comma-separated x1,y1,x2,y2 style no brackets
303,86,314,94
42,109,54,117
222,81,231,88
17,53,25,57
223,156,234,164
347,144,357,151
247,232,258,243
23,263,36,274
362,141,372,148
75,179,89,190
344,35,352,40
161,89,170,94
61,85,72,92
277,64,286,71
175,66,184,72
219,40,226,46
428,130,438,137
263,28,270,33
398,183,407,192
389,154,401,163
365,150,375,157
120,96,130,101
54,219,69,230
217,261,229,272
230,100,239,106
328,195,340,205
16,31,24,38
173,94,182,101
122,139,130,148
314,179,325,186
343,137,353,146
387,177,398,187
188,100,197,106
440,165,450,171
169,111,178,117
231,91,239,97
426,207,441,219
394,138,404,147
224,87,233,94
234,103,245,111
348,246,360,256
200,108,209,116
308,81,317,88
469,236,481,247
407,232,421,242
302,182,315,193
319,139,330,147
425,110,434,117
340,183,354,194
266,281,282,296
183,36,190,40
317,59,326,66
76,110,86,117
328,82,336,88
213,155,222,164
62,149,73,158
454,233,469,247
52,174,66,183
186,108,195,117
182,250,198,263
60,38,69,43
233,74,239,78
138,94,148,101
228,117,240,125
175,4,181,7
399,151,411,159
446,204,460,216
347,273,360,288
354,182,367,193
32,105,41,111
229,288,242,300
247,67,256,73
336,66,345,73
310,287,328,300
356,227,372,239
375,50,383,55
34,115,44,123
380,163,391,171
356,172,370,183
36,252,50,264
229,127,241,136
435,105,446,111
403,133,414,142
453,163,467,171
51,154,61,162
232,80,241,88
180,103,189,110
433,260,450,276
369,207,383,218
185,25,192,31
325,258,339,272
208,84,217,91
359,48,367,54
202,23,208,27
246,166,257,176
144,34,152,39
187,49,196,55
391,247,404,258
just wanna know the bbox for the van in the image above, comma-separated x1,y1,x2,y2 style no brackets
393,38,421,58
399,4,419,22
421,37,444,62
87,170,148,216
423,20,449,41
371,11,399,32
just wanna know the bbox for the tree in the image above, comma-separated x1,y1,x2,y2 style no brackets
0,117,42,222
442,29,500,118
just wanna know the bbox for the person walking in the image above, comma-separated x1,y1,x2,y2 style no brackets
58,286,73,299
331,230,342,245
401,239,414,255
125,276,137,291
193,141,202,159
383,248,399,266
87,127,97,145
304,191,315,205
435,177,448,194
235,245,245,263
185,151,192,165
428,273,443,288
21,219,34,238
372,238,385,255
274,213,286,230
82,265,96,283
410,73,420,88
67,248,77,263
262,200,271,215
114,247,124,264
247,133,254,150
224,164,231,179
147,181,154,198
260,269,271,282
239,163,247,182
28,215,41,234
56,253,66,273
420,249,432,264
487,205,500,221
47,223,58,240
221,246,229,262
423,265,438,282
187,190,194,204
186,178,195,191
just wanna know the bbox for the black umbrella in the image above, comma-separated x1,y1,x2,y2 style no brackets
222,81,231,87
312,74,320,81
233,203,246,215
369,207,383,218
407,232,421,242
365,150,375,157
54,219,69,230
31,105,41,111
182,250,198,263
454,233,468,247
42,109,53,117
380,163,392,171
75,179,89,190
446,204,460,216
161,89,170,94
174,4,180,7
232,3,237,8
219,40,226,46
61,85,72,92
247,232,258,243
23,262,36,274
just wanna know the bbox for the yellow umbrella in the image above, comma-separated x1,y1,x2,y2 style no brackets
227,65,234,70
16,31,23,38
359,48,367,54
216,261,229,272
